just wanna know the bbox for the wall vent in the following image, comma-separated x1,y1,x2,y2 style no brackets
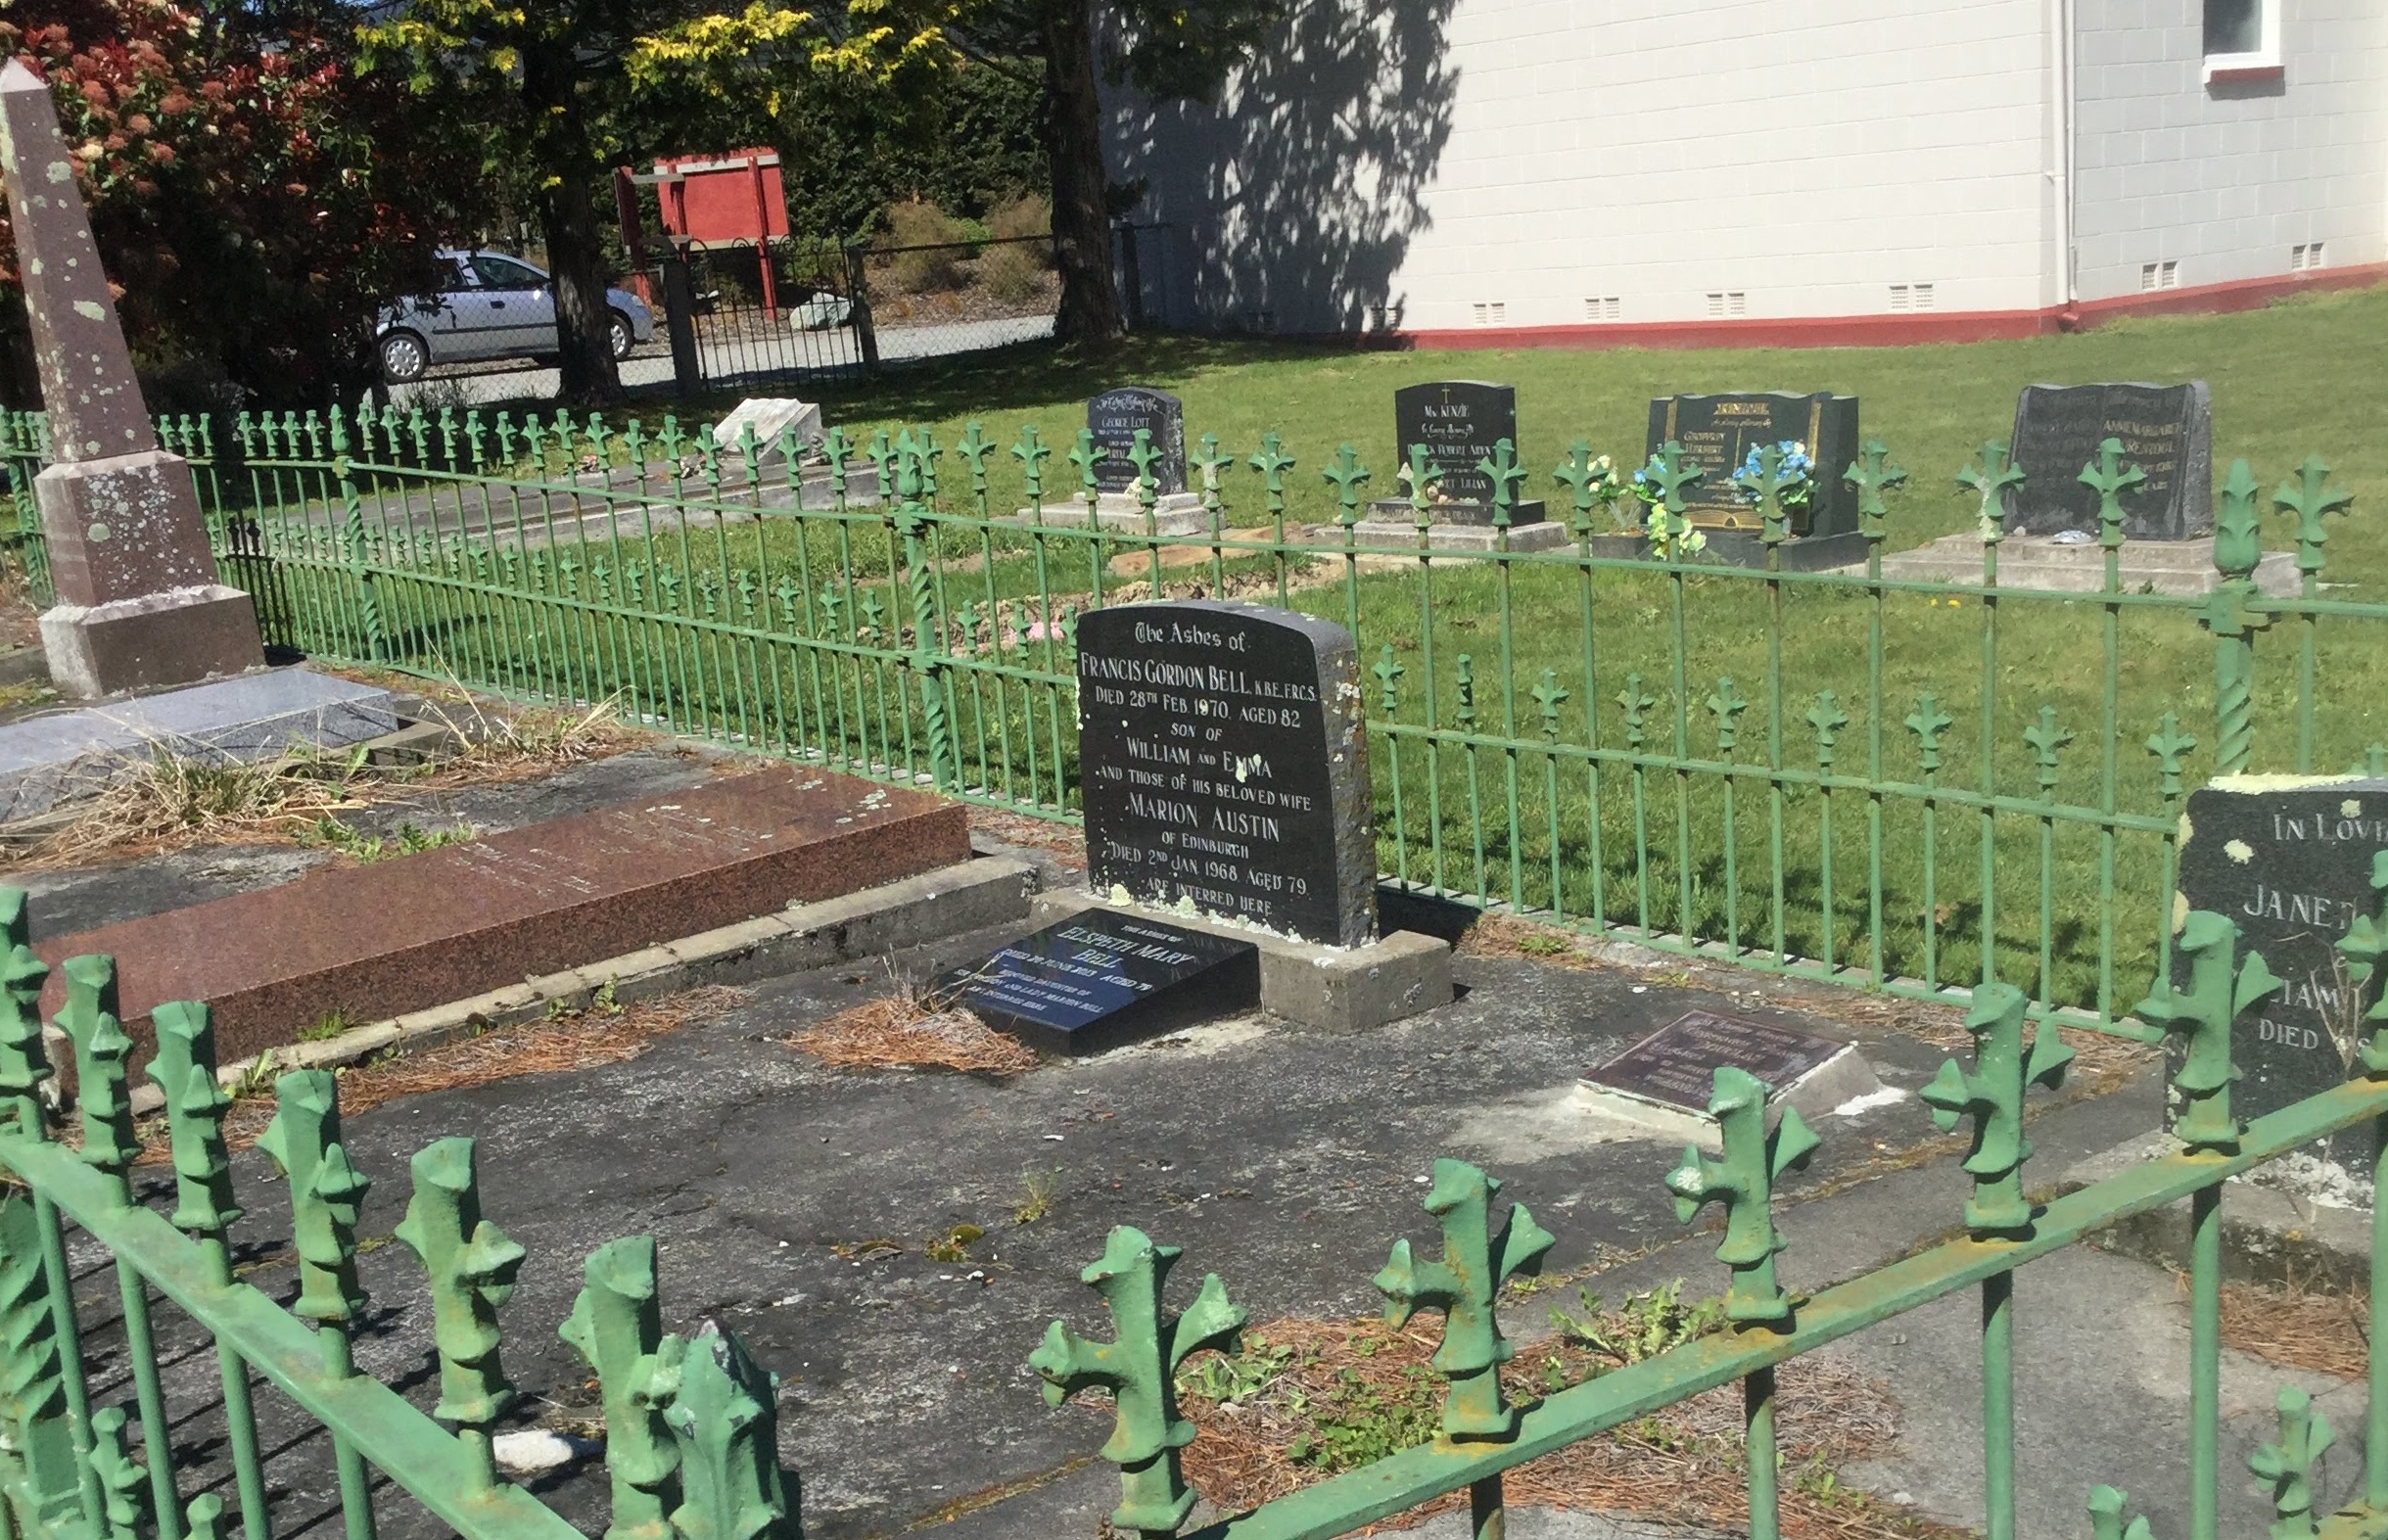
2139,259,2180,292
1889,283,1938,312
1472,302,1509,326
1583,296,1622,322
1705,291,1748,318
2292,242,2326,271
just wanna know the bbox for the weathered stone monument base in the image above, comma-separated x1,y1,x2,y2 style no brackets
39,584,263,699
1008,492,1207,537
1028,888,1451,1033
1571,529,1868,570
1874,532,2298,595
1346,518,1572,552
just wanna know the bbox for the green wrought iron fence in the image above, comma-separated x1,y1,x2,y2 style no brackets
0,889,797,1540
0,407,2374,1038
1034,898,2388,1540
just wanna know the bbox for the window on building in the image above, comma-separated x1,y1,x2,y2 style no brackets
2203,0,2279,81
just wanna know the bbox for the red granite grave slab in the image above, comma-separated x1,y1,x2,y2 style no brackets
37,765,967,1077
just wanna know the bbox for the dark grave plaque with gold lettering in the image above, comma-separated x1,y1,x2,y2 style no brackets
1646,393,1860,539
1077,601,1375,946
2005,382,2211,540
941,910,1259,1054
1384,381,1546,525
2175,776,2388,1171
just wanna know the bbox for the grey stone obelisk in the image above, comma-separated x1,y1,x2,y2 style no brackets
0,59,261,696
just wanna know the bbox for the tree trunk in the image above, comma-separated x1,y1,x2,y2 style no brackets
1042,0,1120,345
525,44,621,404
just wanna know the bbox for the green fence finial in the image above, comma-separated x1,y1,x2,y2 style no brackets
1665,1066,1818,1328
2273,453,2351,577
1406,443,1442,523
1324,444,1369,527
184,1495,225,1540
0,889,51,1136
1918,982,2072,1237
1709,677,1749,755
395,1138,525,1456
1130,429,1164,513
1477,438,1527,528
2080,438,2145,549
2249,1386,2333,1540
1375,1157,1555,1440
2333,850,2388,1076
2087,1485,2154,1540
563,1236,680,1540
1906,694,1953,773
1375,646,1404,717
2135,911,2279,1153
92,1404,155,1540
1030,1226,1246,1535
0,1194,80,1523
1068,429,1105,509
1638,441,1701,513
1191,434,1235,517
257,1069,370,1324
1553,442,1602,534
147,1002,240,1238
59,955,139,1179
660,1325,798,1540
1957,441,2023,542
1844,438,1906,542
2144,714,2197,800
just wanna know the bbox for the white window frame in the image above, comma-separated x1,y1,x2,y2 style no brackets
2203,0,2280,84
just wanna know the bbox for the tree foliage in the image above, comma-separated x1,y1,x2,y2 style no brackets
0,0,483,410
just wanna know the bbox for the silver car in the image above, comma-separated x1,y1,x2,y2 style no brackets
377,249,656,382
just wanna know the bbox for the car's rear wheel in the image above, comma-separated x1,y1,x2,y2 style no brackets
609,310,634,361
380,330,429,384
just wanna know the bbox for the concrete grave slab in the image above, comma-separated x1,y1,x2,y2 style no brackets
1579,1007,1885,1147
0,667,399,820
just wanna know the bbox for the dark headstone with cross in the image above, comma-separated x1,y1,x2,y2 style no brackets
1644,392,1860,538
0,60,262,695
1383,381,1546,526
2004,382,2212,539
1087,387,1187,495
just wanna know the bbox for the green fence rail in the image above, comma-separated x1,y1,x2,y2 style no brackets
0,406,2374,1039
0,890,798,1540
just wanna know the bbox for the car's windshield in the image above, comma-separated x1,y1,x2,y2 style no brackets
469,254,546,290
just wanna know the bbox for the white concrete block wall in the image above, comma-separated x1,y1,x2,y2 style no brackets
2070,0,2388,303
1106,0,2057,333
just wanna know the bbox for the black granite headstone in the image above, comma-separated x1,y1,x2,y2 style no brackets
2004,382,2212,540
1078,600,1376,947
1390,381,1545,524
1585,1009,1848,1110
2174,777,2388,1168
1088,387,1187,495
940,910,1259,1055
1645,393,1860,538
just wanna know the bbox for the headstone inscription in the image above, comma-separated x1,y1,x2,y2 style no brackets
0,59,263,696
2173,776,2388,1176
2004,382,2213,540
939,910,1259,1055
1088,387,1188,496
1077,600,1376,948
1579,1008,1882,1144
1389,381,1546,525
1645,393,1860,537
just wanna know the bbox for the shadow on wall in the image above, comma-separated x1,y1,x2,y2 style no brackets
1105,0,1458,337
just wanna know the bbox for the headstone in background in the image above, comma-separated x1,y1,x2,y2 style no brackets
2174,776,2388,1181
1579,1008,1882,1147
1646,392,1861,539
1384,381,1547,526
2004,382,2213,540
940,910,1259,1054
1088,387,1188,496
0,59,263,696
1076,600,1376,948
710,397,823,455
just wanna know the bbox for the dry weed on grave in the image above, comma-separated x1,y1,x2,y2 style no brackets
133,985,752,1165
2201,1274,2369,1380
791,989,1039,1076
1173,1306,1961,1540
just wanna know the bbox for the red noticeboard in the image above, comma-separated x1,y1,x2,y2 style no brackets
654,149,788,245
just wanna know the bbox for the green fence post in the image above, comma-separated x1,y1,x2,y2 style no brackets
2334,851,2388,1521
894,436,955,791
2201,462,2272,776
2249,1387,2332,1540
148,1002,272,1540
1030,1227,1246,1537
91,1405,155,1540
562,1237,680,1540
395,1137,526,1496
258,1070,377,1540
327,406,388,664
0,1192,82,1530
2273,454,2351,774
59,957,182,1539
658,1326,800,1540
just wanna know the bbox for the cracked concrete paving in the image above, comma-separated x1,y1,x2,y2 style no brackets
57,902,2360,1540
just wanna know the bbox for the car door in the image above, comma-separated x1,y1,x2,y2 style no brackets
468,254,557,357
418,255,478,361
